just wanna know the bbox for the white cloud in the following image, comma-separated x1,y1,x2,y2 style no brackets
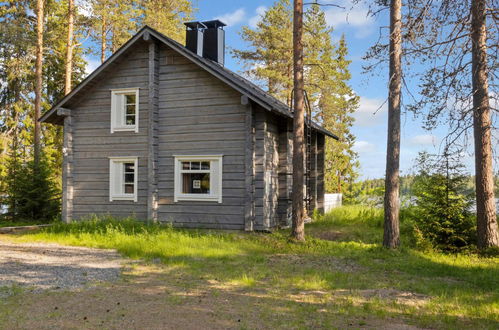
323,0,374,38
408,134,438,146
75,0,92,17
353,96,387,127
249,6,267,28
215,8,246,27
353,140,376,153
84,57,100,77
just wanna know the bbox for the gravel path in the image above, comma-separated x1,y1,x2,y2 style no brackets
0,240,124,291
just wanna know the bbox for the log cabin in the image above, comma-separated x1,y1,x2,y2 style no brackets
40,21,337,231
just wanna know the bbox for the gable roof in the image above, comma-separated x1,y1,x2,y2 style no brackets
40,26,338,139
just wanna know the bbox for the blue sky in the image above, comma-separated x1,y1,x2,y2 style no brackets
83,0,493,179
199,0,469,179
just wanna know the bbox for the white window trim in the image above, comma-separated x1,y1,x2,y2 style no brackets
110,88,139,133
109,157,138,202
173,155,223,203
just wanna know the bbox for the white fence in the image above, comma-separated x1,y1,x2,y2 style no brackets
324,193,342,213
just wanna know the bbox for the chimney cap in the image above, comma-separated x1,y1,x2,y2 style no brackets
184,21,207,30
201,20,226,29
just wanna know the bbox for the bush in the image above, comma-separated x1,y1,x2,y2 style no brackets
1,151,60,223
410,152,477,252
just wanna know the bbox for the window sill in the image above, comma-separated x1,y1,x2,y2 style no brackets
175,194,222,203
110,195,137,202
111,126,138,133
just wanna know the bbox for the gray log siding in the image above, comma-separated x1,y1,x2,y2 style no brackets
316,133,325,213
243,96,255,231
265,114,280,229
156,46,247,229
55,36,328,228
147,40,159,221
59,108,73,223
277,121,292,227
253,108,266,230
70,41,150,220
310,130,318,212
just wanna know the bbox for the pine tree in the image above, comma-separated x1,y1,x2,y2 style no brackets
89,0,194,63
89,0,138,62
137,0,194,43
383,0,402,249
303,5,359,193
401,0,499,249
64,0,74,95
34,0,44,167
291,0,305,241
1,0,87,221
232,0,293,104
233,1,359,195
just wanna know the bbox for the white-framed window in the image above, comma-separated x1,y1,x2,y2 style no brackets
110,88,139,133
174,155,223,203
109,157,138,202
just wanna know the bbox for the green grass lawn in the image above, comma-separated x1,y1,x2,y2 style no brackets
2,206,499,329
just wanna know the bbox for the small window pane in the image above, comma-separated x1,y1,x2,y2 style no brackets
125,94,136,105
126,104,135,115
124,173,134,183
126,115,135,126
182,162,190,170
124,163,135,172
201,161,210,170
191,162,200,170
182,173,210,194
124,184,134,194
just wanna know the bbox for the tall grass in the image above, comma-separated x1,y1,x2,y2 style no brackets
11,209,499,328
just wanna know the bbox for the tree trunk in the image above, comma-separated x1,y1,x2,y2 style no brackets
471,0,499,249
101,18,106,63
383,0,402,249
64,0,74,95
34,0,44,166
291,0,305,241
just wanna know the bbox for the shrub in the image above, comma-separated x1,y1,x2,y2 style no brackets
410,152,476,252
1,151,60,223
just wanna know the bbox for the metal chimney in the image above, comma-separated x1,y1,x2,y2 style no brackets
201,20,226,66
184,21,206,57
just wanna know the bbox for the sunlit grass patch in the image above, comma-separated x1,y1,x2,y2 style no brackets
4,209,498,329
229,274,257,288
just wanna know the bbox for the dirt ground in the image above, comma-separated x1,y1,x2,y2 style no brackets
0,262,425,330
0,239,426,329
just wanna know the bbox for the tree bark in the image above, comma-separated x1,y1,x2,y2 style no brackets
383,0,402,249
471,0,499,249
291,0,305,241
101,17,106,63
65,0,74,95
34,0,44,166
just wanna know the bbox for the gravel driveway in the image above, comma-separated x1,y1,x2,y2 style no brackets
0,240,124,291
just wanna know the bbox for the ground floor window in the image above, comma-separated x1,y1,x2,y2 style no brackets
174,155,222,203
109,157,138,202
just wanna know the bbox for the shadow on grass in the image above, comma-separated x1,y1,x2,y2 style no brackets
9,217,499,329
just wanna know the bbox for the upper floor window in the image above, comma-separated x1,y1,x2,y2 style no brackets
174,155,223,203
111,88,139,133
